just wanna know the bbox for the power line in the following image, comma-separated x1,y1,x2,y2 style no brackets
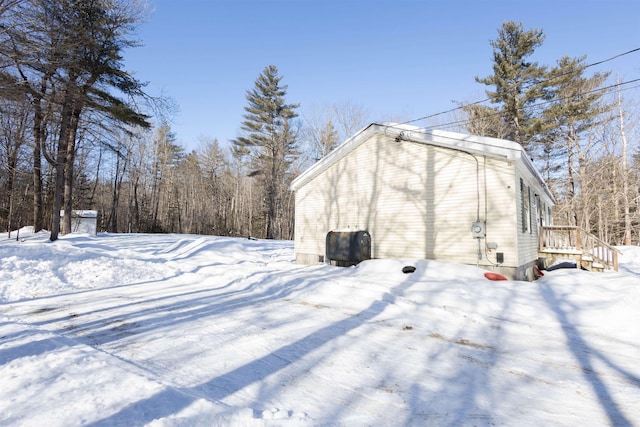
400,47,640,127
399,80,640,135
587,47,640,68
389,79,640,135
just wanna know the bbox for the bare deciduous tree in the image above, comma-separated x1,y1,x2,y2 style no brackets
0,0,150,240
301,101,370,165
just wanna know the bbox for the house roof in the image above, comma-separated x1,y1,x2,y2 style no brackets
291,122,555,203
59,210,98,218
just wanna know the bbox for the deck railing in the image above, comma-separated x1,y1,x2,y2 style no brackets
539,226,620,271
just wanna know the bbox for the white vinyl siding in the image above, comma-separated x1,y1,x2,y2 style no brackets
515,167,552,268
294,133,520,268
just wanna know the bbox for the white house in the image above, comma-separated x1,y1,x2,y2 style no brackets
290,123,555,280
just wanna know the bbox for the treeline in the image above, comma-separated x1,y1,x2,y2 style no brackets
0,0,153,241
1,3,638,245
0,0,367,240
458,22,640,245
0,0,368,240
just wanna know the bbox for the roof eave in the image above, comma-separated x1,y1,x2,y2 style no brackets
290,122,555,204
290,123,379,191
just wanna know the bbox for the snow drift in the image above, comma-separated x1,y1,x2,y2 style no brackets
1,228,639,426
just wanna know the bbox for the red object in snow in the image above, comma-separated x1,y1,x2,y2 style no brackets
484,272,508,281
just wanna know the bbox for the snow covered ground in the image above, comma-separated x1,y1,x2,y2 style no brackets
1,228,639,426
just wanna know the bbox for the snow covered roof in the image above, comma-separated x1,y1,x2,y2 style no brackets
59,210,98,218
291,122,554,202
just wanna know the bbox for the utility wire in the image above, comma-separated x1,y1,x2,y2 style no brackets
434,81,640,133
400,47,640,127
391,78,640,136
586,47,640,68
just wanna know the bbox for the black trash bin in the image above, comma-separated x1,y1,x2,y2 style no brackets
325,230,371,266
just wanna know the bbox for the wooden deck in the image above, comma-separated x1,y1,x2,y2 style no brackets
539,226,620,272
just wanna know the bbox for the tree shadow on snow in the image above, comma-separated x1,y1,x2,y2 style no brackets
539,283,638,427
85,271,416,426
406,280,517,426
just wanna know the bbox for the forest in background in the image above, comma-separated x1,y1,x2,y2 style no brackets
1,0,639,244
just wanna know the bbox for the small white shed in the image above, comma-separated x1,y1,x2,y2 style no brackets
290,123,555,280
60,210,98,236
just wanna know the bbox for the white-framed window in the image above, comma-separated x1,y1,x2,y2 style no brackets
534,194,541,232
521,178,531,233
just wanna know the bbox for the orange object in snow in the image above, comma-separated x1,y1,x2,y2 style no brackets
484,272,508,281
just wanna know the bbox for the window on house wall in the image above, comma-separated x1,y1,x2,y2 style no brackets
534,194,541,232
521,178,530,233
527,187,533,234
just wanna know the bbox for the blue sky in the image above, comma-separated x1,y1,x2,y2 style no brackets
123,0,640,149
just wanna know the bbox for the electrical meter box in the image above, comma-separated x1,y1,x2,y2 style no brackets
471,221,486,238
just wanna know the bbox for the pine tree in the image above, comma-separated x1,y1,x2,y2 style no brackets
0,0,150,240
318,120,339,158
305,118,339,160
301,101,369,164
540,55,611,226
233,65,299,239
461,103,509,140
473,21,547,151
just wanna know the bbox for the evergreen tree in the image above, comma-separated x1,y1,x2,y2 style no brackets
0,0,150,240
473,21,547,151
233,65,299,239
305,118,339,161
318,120,339,158
461,103,509,140
301,101,369,165
540,55,611,226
